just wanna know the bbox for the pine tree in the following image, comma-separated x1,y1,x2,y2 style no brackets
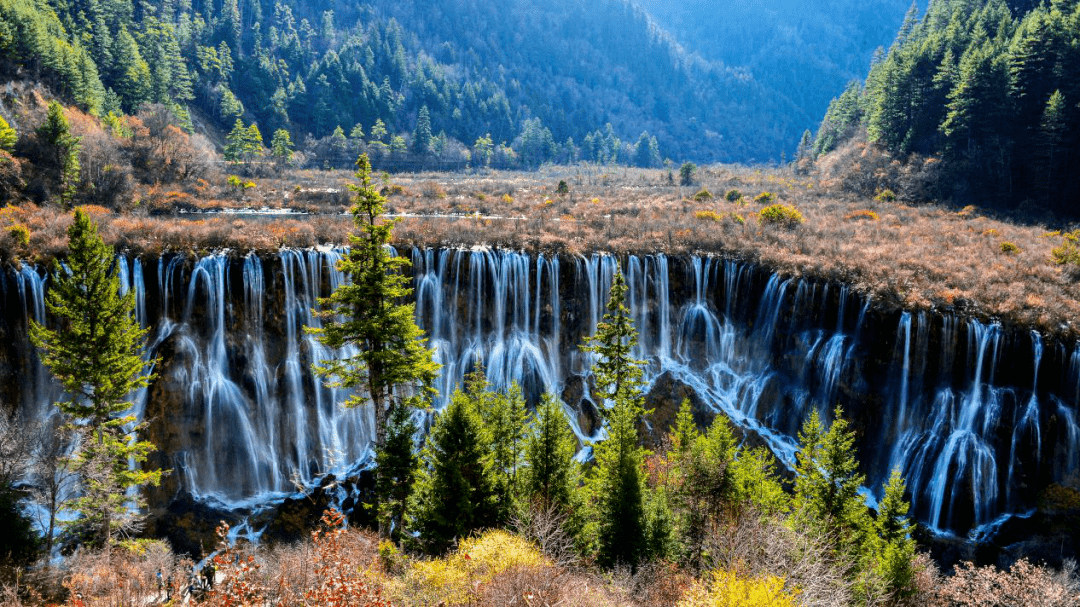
407,389,496,554
581,271,645,408
412,105,432,156
310,153,440,538
376,398,419,542
581,269,649,568
793,407,870,561
0,115,16,151
36,102,81,207
224,118,248,163
875,468,917,600
523,392,578,510
270,128,294,165
29,210,161,547
466,371,529,521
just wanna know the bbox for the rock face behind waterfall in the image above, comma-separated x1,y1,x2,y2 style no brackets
1,248,1078,563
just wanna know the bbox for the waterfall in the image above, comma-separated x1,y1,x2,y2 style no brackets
3,248,1078,540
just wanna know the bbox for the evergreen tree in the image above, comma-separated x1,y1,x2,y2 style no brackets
875,468,917,600
581,270,649,568
310,153,440,539
412,105,432,156
36,102,81,207
523,392,578,510
581,271,646,407
1034,89,1067,204
473,133,494,167
465,371,529,521
0,116,16,151
29,210,161,547
270,128,294,165
376,398,419,542
793,407,870,560
407,389,496,554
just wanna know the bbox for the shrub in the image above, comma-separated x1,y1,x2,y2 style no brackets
695,210,723,222
957,205,978,218
557,180,570,195
1000,241,1020,254
758,204,804,228
753,191,776,205
693,188,713,201
875,188,897,202
677,570,799,607
1052,230,1080,266
680,162,697,186
392,529,550,606
8,223,29,246
725,189,742,202
502,193,514,204
844,209,879,221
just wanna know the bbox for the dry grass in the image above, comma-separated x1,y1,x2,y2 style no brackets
3,162,1079,337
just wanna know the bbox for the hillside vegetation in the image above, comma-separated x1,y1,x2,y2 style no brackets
809,0,1080,219
0,0,805,166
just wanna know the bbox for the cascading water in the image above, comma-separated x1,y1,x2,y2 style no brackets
0,248,1077,543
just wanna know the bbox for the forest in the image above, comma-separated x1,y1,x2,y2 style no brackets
1,0,1080,605
809,0,1080,219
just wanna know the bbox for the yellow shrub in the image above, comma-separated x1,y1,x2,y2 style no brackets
695,210,723,222
758,203,804,228
677,570,799,607
502,193,514,204
1000,241,1020,254
392,529,549,606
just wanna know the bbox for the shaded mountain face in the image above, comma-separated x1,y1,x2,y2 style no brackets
638,0,912,134
0,0,810,164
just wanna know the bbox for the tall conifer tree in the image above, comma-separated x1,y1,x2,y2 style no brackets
310,153,439,538
30,209,161,547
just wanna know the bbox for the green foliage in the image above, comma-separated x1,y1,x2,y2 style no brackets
580,270,650,567
815,81,862,156
376,399,419,542
753,191,777,205
793,407,874,570
223,119,263,163
693,188,713,201
310,153,439,536
679,162,697,186
29,209,161,546
727,446,788,515
725,189,742,202
874,189,897,202
0,482,38,565
819,0,1080,216
758,203,803,227
8,223,29,247
1000,241,1020,254
270,128,295,165
412,105,433,155
875,468,917,600
407,389,497,554
556,180,570,195
523,392,578,510
633,131,662,168
37,102,81,206
1051,230,1080,266
464,370,530,521
0,115,16,151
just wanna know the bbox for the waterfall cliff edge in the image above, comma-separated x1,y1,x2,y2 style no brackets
2,248,1077,565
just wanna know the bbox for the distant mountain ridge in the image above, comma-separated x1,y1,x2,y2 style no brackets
1,0,827,165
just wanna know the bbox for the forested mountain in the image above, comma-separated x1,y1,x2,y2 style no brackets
637,0,912,135
812,0,1080,218
0,0,808,167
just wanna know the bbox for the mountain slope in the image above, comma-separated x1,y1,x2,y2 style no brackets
638,0,912,136
0,0,806,165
